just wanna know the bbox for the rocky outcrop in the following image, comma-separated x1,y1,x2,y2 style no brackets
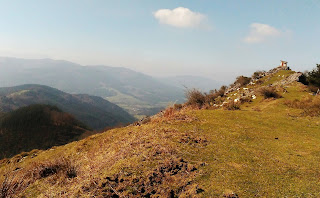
272,72,303,86
225,66,290,95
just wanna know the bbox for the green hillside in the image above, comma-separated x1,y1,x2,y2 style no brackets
0,104,89,159
0,84,136,130
1,67,320,197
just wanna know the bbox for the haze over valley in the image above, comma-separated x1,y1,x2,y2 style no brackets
0,57,220,117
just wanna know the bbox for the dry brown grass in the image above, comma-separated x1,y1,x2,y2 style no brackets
163,106,176,118
0,161,27,198
308,84,320,93
284,95,320,116
72,120,203,197
0,157,77,197
153,106,198,124
0,112,203,197
34,157,77,179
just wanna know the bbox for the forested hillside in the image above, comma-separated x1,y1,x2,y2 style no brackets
0,104,89,159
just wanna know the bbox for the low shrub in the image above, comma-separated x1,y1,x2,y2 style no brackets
240,96,252,103
307,85,320,93
213,96,224,105
205,86,227,104
256,79,264,85
160,104,184,120
185,89,206,108
37,159,77,179
234,76,251,86
223,101,240,110
252,71,265,79
173,103,183,110
259,87,282,99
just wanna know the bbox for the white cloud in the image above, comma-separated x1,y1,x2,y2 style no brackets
244,23,282,43
153,7,208,28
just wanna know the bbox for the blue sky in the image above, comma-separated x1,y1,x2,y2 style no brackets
0,0,319,83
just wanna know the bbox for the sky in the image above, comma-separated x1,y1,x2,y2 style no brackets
0,0,319,83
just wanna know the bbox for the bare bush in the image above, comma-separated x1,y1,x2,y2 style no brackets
185,89,206,107
259,87,282,99
34,157,77,179
205,86,227,104
307,85,320,93
234,76,251,86
256,79,264,85
173,103,183,110
223,101,240,110
240,96,252,103
252,70,265,79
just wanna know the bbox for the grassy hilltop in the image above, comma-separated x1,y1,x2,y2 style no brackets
1,67,320,197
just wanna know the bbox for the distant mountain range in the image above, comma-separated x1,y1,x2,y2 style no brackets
0,57,186,116
0,104,89,159
0,84,135,130
0,57,222,117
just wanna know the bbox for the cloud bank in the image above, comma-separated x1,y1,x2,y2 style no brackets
244,23,282,43
153,7,207,29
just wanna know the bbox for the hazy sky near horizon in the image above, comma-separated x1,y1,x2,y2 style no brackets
0,0,319,82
